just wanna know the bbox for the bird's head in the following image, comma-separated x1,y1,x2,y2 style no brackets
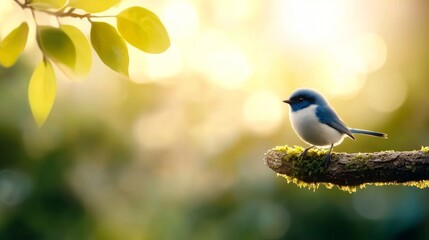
283,88,328,112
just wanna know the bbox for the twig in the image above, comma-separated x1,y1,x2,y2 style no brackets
13,0,115,21
264,146,429,192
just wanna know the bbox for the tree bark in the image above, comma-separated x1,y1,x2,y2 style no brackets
264,146,429,189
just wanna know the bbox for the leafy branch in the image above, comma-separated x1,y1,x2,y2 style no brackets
1,0,170,127
264,145,429,192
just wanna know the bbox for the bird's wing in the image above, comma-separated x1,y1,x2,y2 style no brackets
315,105,355,139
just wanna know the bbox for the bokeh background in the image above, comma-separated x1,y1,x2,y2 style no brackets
1,0,429,239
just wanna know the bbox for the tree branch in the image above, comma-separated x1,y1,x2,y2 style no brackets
264,146,429,192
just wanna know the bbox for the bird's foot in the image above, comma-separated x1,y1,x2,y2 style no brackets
322,153,331,169
299,149,308,159
322,144,334,169
299,146,315,160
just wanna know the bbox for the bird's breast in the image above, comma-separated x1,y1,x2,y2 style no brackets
290,105,344,147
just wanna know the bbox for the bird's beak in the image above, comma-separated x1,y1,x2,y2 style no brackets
283,99,291,104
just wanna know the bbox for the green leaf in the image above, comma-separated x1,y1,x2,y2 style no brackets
28,59,56,127
38,26,76,71
28,0,67,10
68,0,120,13
0,22,29,67
90,22,129,75
60,25,92,79
117,7,170,54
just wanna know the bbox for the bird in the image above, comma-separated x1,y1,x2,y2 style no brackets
283,88,387,168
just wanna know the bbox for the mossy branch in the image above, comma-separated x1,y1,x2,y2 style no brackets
264,146,429,192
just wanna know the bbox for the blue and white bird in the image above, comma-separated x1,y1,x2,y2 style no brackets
283,88,387,168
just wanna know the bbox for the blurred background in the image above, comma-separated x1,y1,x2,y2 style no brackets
1,0,429,239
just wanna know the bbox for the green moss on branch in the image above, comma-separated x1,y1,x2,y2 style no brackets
264,146,429,192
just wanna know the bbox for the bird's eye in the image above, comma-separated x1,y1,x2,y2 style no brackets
298,97,304,102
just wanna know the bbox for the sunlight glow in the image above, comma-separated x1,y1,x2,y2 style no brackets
129,44,184,83
0,1,26,36
210,0,260,26
274,0,389,98
358,33,387,73
242,91,284,135
277,0,352,46
323,33,387,97
190,30,252,89
323,67,366,98
145,45,184,80
365,73,407,113
162,1,200,42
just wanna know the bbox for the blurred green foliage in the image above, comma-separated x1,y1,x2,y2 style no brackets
1,60,429,239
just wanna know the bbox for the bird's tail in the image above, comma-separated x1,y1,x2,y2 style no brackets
349,128,387,138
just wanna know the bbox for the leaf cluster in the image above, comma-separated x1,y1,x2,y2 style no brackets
2,0,170,126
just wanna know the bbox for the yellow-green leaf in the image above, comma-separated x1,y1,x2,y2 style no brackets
90,22,129,75
68,0,120,13
28,59,56,127
60,25,92,79
38,26,76,71
117,7,170,54
0,22,29,67
28,0,67,10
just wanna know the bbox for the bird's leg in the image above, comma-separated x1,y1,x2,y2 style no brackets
299,145,315,159
322,144,334,169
